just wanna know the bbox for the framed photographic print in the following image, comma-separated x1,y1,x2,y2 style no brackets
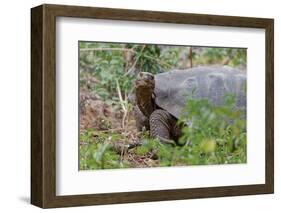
31,4,274,208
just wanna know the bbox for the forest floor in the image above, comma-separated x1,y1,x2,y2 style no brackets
79,79,162,169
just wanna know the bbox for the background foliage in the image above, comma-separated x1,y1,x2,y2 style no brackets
79,42,247,170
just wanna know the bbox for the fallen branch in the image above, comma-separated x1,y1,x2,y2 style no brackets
94,128,123,133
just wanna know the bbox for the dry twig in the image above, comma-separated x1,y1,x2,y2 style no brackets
116,79,128,129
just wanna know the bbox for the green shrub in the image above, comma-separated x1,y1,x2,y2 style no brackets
177,94,247,165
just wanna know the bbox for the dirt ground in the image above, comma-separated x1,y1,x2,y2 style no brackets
79,80,160,168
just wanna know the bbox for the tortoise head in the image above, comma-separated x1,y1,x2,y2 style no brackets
135,72,155,90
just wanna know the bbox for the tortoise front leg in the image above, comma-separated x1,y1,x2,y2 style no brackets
133,105,150,131
149,109,177,145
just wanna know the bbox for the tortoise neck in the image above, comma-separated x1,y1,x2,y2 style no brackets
136,85,155,118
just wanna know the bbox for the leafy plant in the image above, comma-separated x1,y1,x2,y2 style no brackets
80,129,129,170
177,93,247,165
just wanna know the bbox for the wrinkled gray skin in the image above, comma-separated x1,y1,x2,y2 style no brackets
133,66,246,145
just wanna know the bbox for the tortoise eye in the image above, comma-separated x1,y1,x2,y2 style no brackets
147,75,154,81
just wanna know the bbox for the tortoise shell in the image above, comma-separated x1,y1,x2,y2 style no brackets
154,66,246,119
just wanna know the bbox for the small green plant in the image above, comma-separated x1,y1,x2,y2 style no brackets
79,129,129,170
177,93,247,165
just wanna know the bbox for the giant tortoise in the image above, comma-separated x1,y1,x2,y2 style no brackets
132,66,246,144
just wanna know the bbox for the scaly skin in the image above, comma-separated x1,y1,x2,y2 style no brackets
150,109,178,145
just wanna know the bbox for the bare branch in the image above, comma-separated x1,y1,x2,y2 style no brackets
189,47,193,68
125,45,146,76
116,79,128,129
80,47,137,54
